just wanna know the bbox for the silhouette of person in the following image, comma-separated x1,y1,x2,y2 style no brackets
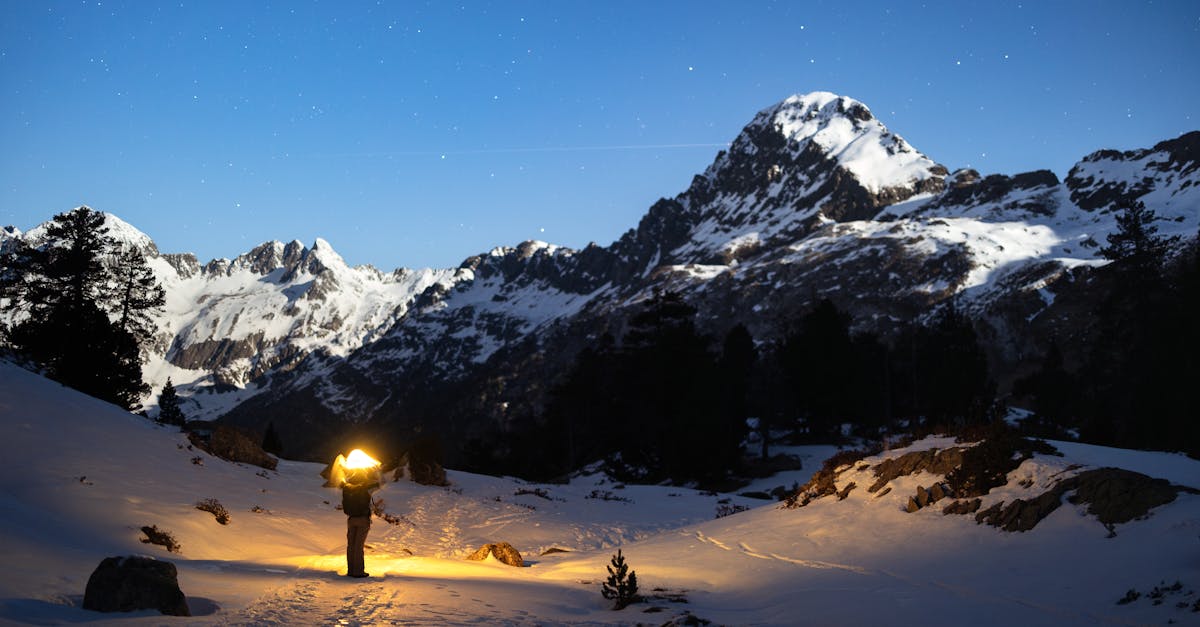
341,466,381,578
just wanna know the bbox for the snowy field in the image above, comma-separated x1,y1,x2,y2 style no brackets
1,360,1198,626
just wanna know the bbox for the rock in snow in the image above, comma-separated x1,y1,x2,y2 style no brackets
82,556,190,617
466,542,525,567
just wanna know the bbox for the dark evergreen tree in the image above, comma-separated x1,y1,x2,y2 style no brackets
718,324,755,463
601,549,639,610
778,299,855,439
541,291,734,483
1013,340,1077,437
111,246,166,344
0,237,37,344
848,331,891,435
899,301,994,428
1154,231,1200,455
157,378,186,426
4,207,160,410
29,206,113,310
1099,201,1173,284
541,334,620,476
907,297,993,425
617,291,728,482
1089,227,1199,455
1081,202,1178,449
261,421,283,456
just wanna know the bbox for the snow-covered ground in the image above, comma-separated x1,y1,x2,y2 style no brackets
1,361,1197,625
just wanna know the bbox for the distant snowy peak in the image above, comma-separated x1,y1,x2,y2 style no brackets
665,92,948,264
747,92,946,194
1066,130,1200,217
204,237,367,282
0,225,21,252
695,91,950,214
23,207,159,255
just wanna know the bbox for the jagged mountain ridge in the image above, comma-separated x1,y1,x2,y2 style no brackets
149,238,461,419
4,92,1198,461
2,217,464,421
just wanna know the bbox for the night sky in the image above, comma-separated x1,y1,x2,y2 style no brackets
2,1,1197,269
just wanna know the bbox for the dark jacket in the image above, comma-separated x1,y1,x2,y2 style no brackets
342,480,378,518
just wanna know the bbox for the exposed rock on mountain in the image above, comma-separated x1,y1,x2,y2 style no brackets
1066,132,1200,213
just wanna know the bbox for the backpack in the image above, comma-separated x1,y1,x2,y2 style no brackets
342,483,372,517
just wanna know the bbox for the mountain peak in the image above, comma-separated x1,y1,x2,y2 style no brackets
744,91,943,194
308,237,347,267
23,208,158,255
771,91,872,121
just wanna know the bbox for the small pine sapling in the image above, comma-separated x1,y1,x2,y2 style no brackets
601,549,640,610
157,379,186,426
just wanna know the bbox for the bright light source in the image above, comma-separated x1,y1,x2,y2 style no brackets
343,449,381,470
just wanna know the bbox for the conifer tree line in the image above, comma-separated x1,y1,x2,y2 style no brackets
508,288,995,484
0,207,165,411
1017,201,1200,456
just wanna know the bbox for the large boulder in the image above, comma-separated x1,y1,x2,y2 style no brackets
466,542,524,567
82,556,190,616
973,467,1194,534
974,490,1066,532
190,425,278,470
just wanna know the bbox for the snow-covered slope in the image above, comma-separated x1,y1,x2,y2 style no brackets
1,361,1198,625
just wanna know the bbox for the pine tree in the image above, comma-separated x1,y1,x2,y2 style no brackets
913,301,994,427
1014,340,1076,435
601,549,639,610
111,246,166,345
1099,201,1172,280
1083,202,1176,448
158,379,186,426
542,335,619,477
618,291,726,482
779,299,855,439
5,207,161,410
261,421,283,456
31,206,114,311
718,324,755,465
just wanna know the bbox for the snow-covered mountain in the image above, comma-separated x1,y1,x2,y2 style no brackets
5,91,1198,460
213,93,1198,459
2,360,1198,625
142,238,461,419
1,213,463,420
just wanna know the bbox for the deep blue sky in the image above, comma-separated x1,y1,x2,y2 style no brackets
2,1,1197,270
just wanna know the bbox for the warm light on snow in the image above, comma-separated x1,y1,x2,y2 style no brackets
342,448,381,470
0,362,1198,624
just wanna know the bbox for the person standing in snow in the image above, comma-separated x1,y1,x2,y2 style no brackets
341,467,381,578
